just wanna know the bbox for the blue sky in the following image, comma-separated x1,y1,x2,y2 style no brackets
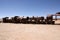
0,0,60,18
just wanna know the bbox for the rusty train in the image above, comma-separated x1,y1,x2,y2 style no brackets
2,12,60,24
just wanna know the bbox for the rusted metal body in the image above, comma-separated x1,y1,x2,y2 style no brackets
2,12,60,24
53,12,60,20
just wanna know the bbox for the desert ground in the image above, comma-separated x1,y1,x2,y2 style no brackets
0,20,60,40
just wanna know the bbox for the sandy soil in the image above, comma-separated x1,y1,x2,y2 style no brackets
0,23,60,40
55,20,60,24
